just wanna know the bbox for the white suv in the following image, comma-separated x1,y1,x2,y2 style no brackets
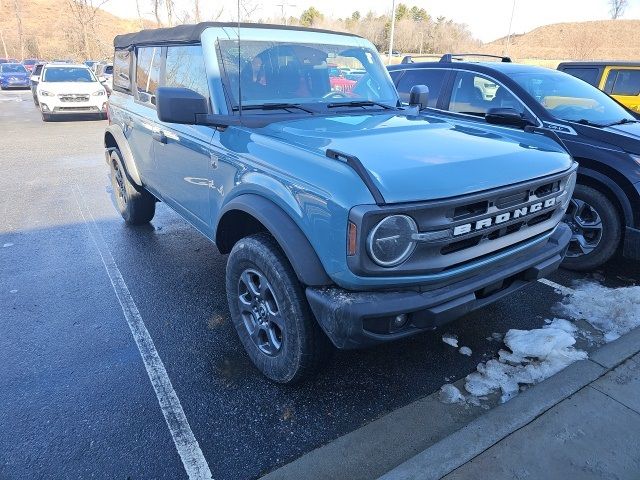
37,64,107,121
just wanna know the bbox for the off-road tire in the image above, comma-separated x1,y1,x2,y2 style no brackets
562,184,622,271
226,233,333,383
108,149,155,225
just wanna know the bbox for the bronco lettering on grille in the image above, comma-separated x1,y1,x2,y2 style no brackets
453,197,558,236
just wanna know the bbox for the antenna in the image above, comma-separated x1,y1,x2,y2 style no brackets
237,0,242,119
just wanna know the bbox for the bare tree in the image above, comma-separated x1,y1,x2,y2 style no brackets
165,0,174,26
240,0,260,21
67,0,112,59
609,0,628,19
12,0,24,60
0,28,9,59
135,0,145,28
152,0,162,26
193,0,201,23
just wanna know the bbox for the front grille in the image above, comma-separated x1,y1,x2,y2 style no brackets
60,95,89,102
348,166,576,277
54,106,99,112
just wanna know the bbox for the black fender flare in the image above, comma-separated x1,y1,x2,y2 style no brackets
578,166,635,227
104,125,142,188
216,194,332,287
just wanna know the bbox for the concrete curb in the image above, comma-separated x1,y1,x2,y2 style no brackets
261,326,640,480
379,325,640,480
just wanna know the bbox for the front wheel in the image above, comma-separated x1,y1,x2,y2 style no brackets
108,149,156,224
561,184,622,271
226,233,332,383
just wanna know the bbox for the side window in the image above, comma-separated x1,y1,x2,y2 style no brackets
396,69,446,106
562,67,600,87
609,69,640,96
136,47,162,105
448,71,524,117
164,45,210,98
113,50,131,91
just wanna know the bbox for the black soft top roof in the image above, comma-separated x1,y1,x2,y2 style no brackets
114,22,360,49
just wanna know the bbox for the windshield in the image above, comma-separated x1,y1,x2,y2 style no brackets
218,40,398,109
43,67,96,83
511,69,634,125
1,64,27,74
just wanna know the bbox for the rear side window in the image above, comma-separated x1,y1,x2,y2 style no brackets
113,50,131,91
136,47,162,106
395,69,446,106
605,69,640,96
164,45,209,98
561,67,600,87
33,64,43,76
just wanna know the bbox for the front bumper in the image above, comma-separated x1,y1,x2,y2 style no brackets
306,222,571,349
39,96,107,115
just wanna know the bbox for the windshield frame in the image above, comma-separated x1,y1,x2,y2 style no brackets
215,35,399,114
510,68,635,126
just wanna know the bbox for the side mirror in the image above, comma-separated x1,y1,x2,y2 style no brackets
156,87,209,124
409,85,429,110
485,107,534,128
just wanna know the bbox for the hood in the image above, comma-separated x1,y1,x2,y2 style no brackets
37,81,103,94
572,121,640,155
257,113,573,204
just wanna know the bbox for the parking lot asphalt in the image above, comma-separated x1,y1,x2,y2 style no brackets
1,88,639,480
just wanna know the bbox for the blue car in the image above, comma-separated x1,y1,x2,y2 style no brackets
0,63,30,89
105,23,576,383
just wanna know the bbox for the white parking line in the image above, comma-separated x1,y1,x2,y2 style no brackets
537,278,575,296
72,186,214,480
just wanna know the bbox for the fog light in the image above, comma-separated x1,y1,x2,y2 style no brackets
41,104,49,111
390,313,408,331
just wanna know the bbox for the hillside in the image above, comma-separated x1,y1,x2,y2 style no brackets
0,0,150,61
483,19,640,62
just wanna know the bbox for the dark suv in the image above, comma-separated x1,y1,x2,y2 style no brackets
389,55,640,270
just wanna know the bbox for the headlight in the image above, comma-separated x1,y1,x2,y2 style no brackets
39,90,53,96
367,215,418,267
558,170,577,209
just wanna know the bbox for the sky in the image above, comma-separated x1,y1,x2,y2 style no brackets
103,0,640,43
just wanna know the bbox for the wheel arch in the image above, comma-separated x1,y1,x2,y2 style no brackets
576,165,635,228
215,194,332,287
104,125,142,188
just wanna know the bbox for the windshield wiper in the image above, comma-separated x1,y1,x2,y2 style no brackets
604,118,639,127
326,100,394,110
235,103,316,113
573,118,606,128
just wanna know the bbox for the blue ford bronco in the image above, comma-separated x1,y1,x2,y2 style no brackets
105,23,577,383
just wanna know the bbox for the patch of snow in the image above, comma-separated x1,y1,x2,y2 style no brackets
442,333,458,348
464,326,587,403
2,243,13,248
439,384,465,404
491,332,503,341
559,282,640,342
10,290,17,294
459,346,472,356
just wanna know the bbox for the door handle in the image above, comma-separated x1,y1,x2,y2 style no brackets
152,130,167,144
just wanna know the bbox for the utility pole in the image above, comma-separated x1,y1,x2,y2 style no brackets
387,0,396,65
502,0,516,56
276,2,296,25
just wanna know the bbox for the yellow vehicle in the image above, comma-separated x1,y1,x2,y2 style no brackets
557,62,640,112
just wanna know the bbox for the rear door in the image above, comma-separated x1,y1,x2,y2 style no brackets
153,44,215,234
602,67,640,113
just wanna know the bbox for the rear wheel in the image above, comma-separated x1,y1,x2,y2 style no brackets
226,233,332,383
561,184,622,271
109,149,155,224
